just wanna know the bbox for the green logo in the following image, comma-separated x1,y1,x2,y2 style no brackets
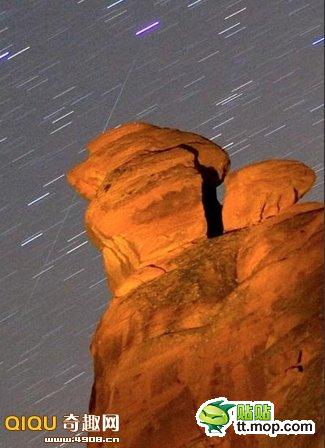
196,397,316,438
196,398,235,437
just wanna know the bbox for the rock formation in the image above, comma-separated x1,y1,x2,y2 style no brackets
67,122,324,448
222,159,316,231
68,122,230,296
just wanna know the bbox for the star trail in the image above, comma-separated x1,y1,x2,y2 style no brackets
0,50,9,60
0,1,324,447
135,21,160,36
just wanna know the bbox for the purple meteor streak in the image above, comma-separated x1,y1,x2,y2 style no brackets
136,21,160,36
0,51,9,60
312,36,324,46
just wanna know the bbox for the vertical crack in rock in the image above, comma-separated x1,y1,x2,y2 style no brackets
145,141,224,237
180,143,223,238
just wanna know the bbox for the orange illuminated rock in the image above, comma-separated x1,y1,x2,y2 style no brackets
67,122,323,448
68,122,230,201
222,160,316,231
67,122,230,296
237,201,324,282
88,205,323,448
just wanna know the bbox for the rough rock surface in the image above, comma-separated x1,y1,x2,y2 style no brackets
222,159,316,231
67,122,324,448
67,122,230,296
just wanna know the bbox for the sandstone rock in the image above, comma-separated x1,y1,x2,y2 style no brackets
87,122,154,154
67,122,230,296
66,123,323,448
67,122,230,200
222,160,316,231
88,205,323,448
237,202,324,282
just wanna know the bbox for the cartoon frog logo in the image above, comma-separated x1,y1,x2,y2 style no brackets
196,398,235,437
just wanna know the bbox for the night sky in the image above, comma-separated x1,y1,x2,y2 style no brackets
1,1,324,446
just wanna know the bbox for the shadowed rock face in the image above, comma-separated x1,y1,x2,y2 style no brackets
67,122,323,448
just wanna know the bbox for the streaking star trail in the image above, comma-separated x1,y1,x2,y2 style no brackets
313,36,324,46
107,0,125,9
135,21,160,36
0,51,9,60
